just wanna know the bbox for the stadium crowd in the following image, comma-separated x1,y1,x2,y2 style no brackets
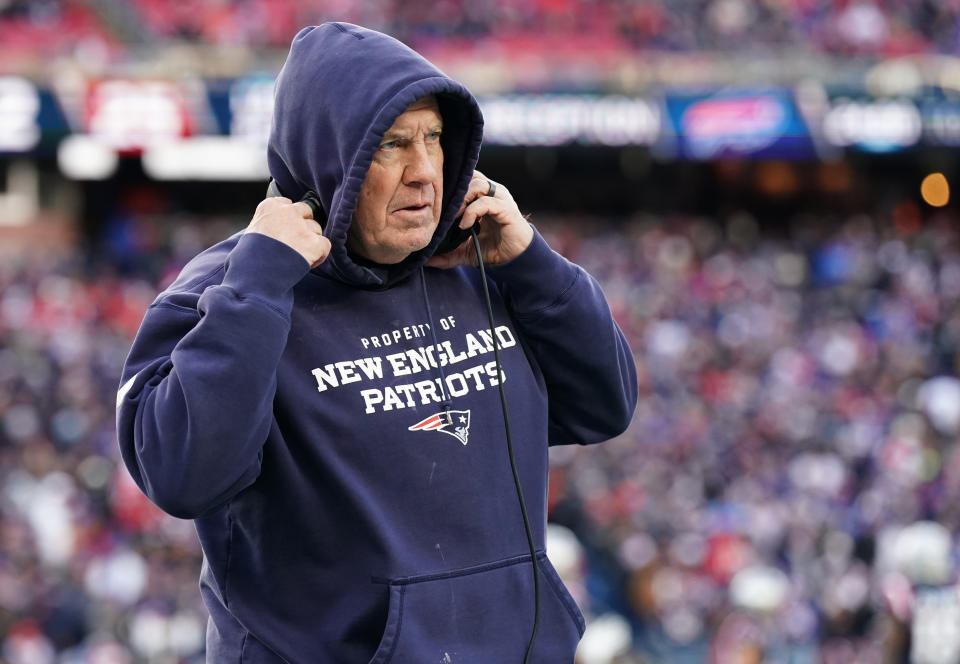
1,0,958,58
1,199,960,662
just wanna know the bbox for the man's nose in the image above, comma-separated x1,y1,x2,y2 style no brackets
403,141,439,184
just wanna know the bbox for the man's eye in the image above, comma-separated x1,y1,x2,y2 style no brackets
427,131,442,142
380,140,399,150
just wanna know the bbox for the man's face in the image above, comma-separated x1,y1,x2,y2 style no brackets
348,97,444,264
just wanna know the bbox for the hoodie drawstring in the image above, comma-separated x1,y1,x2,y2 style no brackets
420,267,452,412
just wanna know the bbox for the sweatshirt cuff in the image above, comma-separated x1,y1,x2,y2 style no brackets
485,227,580,313
222,232,311,300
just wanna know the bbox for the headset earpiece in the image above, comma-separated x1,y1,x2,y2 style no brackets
266,179,326,229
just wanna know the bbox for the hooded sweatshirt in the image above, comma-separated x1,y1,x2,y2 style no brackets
117,23,637,664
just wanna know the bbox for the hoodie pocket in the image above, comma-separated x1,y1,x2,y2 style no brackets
366,552,585,664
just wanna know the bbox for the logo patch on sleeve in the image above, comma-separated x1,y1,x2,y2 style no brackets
408,410,472,445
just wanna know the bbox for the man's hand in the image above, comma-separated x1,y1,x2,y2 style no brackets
426,171,533,268
246,197,331,268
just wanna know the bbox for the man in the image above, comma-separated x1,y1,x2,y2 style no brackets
116,23,637,663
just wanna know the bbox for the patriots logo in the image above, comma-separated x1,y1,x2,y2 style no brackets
408,410,472,445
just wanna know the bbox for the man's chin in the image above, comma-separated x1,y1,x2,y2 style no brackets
390,228,440,261
364,238,434,265
347,224,439,265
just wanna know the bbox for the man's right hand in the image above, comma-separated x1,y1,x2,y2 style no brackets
245,197,331,268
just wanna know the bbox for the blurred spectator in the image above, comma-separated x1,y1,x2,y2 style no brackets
0,0,116,61
0,225,213,662
1,0,958,62
540,207,960,661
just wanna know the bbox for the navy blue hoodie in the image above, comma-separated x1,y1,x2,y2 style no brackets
117,23,637,663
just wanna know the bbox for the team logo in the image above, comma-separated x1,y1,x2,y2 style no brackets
408,410,472,445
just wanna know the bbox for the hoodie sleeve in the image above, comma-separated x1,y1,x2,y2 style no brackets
485,229,638,445
115,233,311,518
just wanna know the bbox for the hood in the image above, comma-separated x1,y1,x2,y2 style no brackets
267,23,484,289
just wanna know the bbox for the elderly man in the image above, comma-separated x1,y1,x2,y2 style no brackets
117,23,636,663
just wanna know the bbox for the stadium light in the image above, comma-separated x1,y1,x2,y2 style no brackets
142,137,269,181
823,100,922,152
920,172,950,207
0,76,41,152
57,135,118,180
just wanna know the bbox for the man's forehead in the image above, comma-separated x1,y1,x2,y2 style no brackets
406,95,439,113
387,97,442,132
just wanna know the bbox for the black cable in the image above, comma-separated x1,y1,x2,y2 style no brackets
470,226,540,663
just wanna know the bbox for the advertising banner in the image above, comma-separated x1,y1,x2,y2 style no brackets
662,89,816,160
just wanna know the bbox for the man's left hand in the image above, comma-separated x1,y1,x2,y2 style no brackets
426,171,533,268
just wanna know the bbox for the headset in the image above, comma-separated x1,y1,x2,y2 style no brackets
266,179,542,663
266,179,326,227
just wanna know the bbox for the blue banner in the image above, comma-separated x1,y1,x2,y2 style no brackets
661,89,816,160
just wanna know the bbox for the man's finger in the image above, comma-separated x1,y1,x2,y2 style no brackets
426,254,450,269
427,244,473,269
256,196,289,214
459,196,504,229
458,182,487,214
292,201,315,219
309,237,333,268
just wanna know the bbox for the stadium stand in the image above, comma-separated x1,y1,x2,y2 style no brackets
2,1,960,662
0,0,958,56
